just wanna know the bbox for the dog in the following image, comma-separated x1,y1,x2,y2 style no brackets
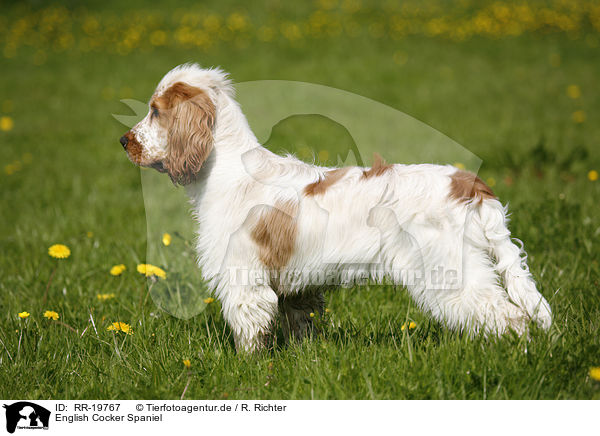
119,63,552,352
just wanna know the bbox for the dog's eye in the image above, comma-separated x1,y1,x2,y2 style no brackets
151,107,159,119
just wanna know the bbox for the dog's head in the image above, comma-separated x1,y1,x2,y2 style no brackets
120,64,231,185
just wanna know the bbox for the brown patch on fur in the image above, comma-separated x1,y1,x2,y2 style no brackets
156,82,216,185
362,153,393,179
251,201,298,269
449,170,496,203
303,167,350,196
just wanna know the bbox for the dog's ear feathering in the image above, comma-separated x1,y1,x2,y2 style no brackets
161,81,216,185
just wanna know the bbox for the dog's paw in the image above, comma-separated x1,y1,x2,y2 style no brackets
530,300,552,330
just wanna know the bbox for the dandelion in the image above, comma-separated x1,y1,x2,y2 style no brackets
309,312,315,318
203,297,215,304
162,233,172,246
486,177,496,188
48,244,71,259
566,85,581,99
183,359,191,368
110,264,126,276
18,311,30,319
453,162,466,170
86,231,94,238
588,170,598,182
45,244,71,305
97,293,115,301
325,308,331,313
572,110,586,123
590,367,600,381
43,310,59,320
0,116,14,131
137,263,166,279
401,322,416,331
107,321,133,335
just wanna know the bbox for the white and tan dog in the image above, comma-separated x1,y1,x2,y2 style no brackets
120,64,552,352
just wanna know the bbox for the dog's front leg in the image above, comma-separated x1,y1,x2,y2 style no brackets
220,283,279,353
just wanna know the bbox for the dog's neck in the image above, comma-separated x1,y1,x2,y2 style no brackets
213,93,261,156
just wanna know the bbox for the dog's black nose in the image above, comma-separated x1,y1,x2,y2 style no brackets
120,135,128,149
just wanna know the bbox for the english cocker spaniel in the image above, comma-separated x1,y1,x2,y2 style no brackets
120,64,552,352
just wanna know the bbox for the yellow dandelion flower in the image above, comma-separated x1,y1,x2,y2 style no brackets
572,110,586,123
0,116,14,131
325,308,331,313
590,367,600,381
43,310,59,320
566,85,581,99
203,297,215,304
107,321,133,335
453,162,465,170
409,321,417,329
18,311,30,319
137,264,166,279
183,359,191,368
97,293,115,301
150,266,166,279
110,264,126,276
48,244,70,259
86,231,94,238
309,312,315,318
401,323,407,331
486,177,496,188
162,233,172,246
588,170,598,182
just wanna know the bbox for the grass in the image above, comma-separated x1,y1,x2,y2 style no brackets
1,1,600,399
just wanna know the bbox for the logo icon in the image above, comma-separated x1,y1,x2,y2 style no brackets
3,402,50,434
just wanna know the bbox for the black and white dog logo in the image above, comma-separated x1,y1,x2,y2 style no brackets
3,402,50,433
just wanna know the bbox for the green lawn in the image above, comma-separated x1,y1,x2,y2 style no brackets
1,1,599,399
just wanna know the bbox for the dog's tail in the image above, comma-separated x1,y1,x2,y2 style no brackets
473,199,552,329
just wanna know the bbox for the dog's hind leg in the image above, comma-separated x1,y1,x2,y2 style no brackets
421,241,530,335
278,291,325,343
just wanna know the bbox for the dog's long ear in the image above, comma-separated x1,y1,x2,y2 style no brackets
162,82,216,185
